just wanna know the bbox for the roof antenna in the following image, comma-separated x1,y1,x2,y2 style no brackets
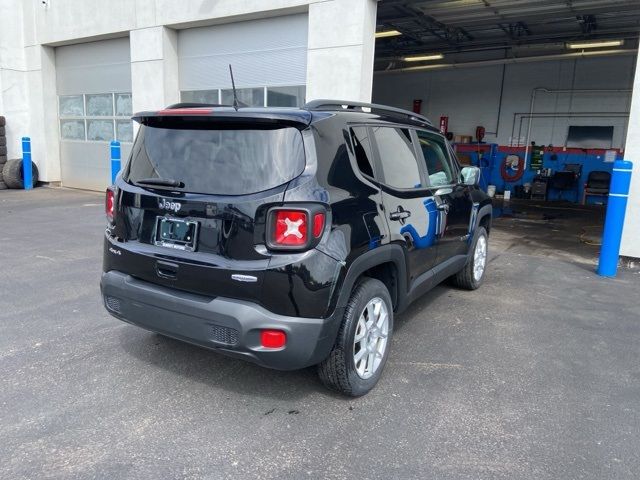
229,64,239,111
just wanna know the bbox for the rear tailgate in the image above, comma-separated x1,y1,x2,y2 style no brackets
106,111,308,302
108,186,286,303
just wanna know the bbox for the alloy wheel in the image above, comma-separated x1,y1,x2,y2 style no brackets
353,297,390,379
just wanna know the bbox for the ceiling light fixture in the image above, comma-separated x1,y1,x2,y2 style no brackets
567,39,624,49
376,30,402,38
403,53,444,62
375,30,402,39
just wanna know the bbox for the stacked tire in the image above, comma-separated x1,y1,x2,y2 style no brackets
0,116,39,190
0,116,6,190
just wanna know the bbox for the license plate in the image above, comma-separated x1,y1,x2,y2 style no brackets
154,217,199,251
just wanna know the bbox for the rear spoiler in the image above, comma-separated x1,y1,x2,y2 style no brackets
132,107,312,130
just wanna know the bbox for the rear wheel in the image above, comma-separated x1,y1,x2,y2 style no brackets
318,278,393,397
451,226,488,290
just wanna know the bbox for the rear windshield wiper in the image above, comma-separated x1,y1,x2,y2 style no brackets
135,178,185,189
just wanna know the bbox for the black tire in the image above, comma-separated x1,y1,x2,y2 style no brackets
0,116,5,127
2,158,39,189
318,278,394,397
0,146,6,156
2,159,22,189
0,181,7,190
0,126,5,135
0,137,6,146
0,155,6,165
451,226,488,290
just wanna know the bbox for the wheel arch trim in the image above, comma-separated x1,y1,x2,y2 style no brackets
475,204,493,231
335,244,409,313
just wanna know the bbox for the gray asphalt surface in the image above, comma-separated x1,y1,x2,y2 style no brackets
1,188,639,479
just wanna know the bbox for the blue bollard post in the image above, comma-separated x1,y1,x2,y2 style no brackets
110,140,121,185
21,137,33,190
597,159,633,277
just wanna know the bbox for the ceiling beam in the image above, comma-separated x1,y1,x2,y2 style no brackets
577,14,597,35
375,30,639,60
393,3,474,47
377,4,640,29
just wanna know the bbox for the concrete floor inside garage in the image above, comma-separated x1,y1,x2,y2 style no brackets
490,199,606,268
1,187,639,480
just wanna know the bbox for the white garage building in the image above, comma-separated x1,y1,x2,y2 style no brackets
0,0,377,191
0,0,639,259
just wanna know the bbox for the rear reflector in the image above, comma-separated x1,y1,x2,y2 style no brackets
260,330,287,349
313,212,325,238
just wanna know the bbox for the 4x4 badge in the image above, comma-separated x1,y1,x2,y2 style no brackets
159,198,182,212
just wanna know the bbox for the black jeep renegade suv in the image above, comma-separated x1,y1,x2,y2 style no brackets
101,100,491,396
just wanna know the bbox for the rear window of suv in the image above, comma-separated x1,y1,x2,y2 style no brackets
124,125,305,195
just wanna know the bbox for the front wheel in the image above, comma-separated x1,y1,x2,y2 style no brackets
451,226,488,290
318,278,393,397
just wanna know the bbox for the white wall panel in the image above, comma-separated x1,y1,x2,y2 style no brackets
621,51,640,259
60,142,132,191
56,38,131,95
178,14,308,90
373,55,637,149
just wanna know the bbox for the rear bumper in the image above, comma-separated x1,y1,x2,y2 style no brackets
100,270,341,370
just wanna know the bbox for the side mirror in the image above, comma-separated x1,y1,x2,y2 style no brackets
461,166,481,187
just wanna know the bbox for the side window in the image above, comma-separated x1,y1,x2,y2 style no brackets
350,127,375,178
416,130,456,187
371,127,422,189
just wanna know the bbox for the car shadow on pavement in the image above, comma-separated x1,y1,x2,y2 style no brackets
116,326,347,401
115,283,452,401
394,284,451,331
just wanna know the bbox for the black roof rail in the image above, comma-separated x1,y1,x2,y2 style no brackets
304,99,433,126
165,102,233,109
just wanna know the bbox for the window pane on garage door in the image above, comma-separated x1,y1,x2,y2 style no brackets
115,93,132,116
181,90,220,104
221,88,264,107
267,86,306,107
116,120,133,143
86,94,113,116
87,120,114,141
60,120,85,141
59,96,84,116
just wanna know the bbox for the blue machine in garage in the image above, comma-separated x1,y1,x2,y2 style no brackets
453,143,619,204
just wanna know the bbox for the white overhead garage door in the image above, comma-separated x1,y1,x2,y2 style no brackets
56,37,133,190
179,14,308,107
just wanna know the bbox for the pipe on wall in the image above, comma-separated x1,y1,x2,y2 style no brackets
510,111,631,148
516,113,630,153
485,63,506,136
522,87,633,164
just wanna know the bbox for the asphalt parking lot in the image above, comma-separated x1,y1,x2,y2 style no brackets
1,188,639,480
